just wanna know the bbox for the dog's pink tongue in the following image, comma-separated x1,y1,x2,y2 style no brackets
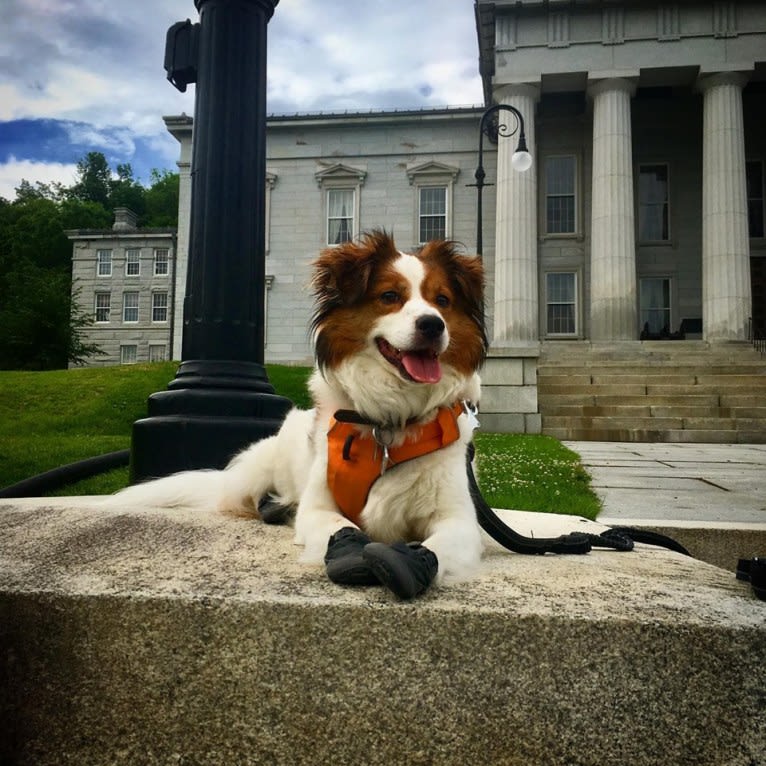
402,352,442,383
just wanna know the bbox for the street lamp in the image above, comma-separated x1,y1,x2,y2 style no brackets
472,103,532,257
130,0,293,482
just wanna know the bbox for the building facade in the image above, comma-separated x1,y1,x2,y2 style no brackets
68,208,177,366
72,1,766,432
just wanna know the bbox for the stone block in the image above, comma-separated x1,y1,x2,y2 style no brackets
0,499,763,766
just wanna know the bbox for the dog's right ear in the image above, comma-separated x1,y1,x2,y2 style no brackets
312,230,398,308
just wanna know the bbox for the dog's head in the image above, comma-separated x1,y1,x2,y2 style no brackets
310,231,486,417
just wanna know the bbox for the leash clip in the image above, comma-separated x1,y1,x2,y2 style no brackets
462,400,480,432
372,425,394,476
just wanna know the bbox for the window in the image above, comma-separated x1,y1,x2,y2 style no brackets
149,344,167,363
418,187,447,243
545,272,577,335
152,291,168,322
407,161,459,244
315,163,366,247
640,277,671,335
123,291,139,323
638,164,669,241
120,345,137,365
95,293,111,323
154,248,169,276
544,156,576,234
327,189,354,245
96,250,112,277
747,160,764,238
125,249,140,276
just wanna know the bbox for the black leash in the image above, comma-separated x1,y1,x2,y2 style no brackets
466,443,690,556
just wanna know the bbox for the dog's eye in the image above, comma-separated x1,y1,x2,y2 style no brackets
380,290,400,305
435,294,451,308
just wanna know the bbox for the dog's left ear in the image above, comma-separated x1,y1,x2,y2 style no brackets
421,241,485,310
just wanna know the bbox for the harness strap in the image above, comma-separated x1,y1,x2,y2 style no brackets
327,402,465,525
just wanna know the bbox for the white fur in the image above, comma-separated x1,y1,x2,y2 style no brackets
109,251,485,585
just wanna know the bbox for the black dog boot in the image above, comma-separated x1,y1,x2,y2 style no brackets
324,527,379,586
362,542,439,600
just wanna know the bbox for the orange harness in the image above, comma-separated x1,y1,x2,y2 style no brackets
326,402,465,526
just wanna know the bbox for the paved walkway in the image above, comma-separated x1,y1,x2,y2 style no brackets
564,441,766,524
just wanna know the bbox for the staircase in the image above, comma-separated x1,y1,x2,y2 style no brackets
538,341,766,443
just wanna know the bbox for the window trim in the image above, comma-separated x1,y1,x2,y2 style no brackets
639,275,673,337
153,248,170,277
417,185,449,244
96,249,112,277
637,162,671,244
120,345,138,365
122,291,139,323
94,292,111,323
151,291,169,323
543,271,579,338
125,248,141,277
407,161,459,245
541,154,579,238
315,163,367,247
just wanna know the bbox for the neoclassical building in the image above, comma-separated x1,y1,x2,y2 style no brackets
73,1,766,437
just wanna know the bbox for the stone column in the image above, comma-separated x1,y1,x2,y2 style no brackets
492,84,539,346
588,78,637,341
699,72,751,342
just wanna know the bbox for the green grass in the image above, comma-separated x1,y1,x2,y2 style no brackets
0,364,600,519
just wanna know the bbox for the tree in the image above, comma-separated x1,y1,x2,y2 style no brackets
68,151,114,208
0,262,102,369
143,169,179,227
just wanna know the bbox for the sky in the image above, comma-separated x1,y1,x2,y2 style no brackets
0,0,484,201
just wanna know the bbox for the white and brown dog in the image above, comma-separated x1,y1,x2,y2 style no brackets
113,231,488,598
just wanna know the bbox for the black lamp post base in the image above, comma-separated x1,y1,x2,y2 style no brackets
130,360,293,483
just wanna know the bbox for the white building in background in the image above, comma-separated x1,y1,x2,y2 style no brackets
67,208,177,366
72,1,766,433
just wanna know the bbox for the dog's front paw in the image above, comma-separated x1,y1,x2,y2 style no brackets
362,542,438,600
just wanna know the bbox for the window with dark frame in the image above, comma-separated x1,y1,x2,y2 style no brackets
747,160,764,239
638,164,669,241
544,156,576,234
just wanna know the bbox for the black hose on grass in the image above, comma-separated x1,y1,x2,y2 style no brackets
0,450,130,498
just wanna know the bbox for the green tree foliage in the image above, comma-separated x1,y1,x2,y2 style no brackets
143,169,180,227
0,152,179,369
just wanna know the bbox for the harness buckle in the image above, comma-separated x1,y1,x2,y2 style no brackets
372,425,395,476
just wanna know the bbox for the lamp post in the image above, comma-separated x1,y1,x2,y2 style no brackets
472,104,533,257
130,0,293,481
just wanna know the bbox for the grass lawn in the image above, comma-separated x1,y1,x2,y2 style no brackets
0,363,601,519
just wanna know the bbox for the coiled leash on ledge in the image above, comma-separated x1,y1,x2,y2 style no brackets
465,442,691,557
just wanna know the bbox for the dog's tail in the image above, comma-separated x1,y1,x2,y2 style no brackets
103,469,226,511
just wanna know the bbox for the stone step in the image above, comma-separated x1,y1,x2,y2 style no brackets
539,393,722,407
538,364,766,377
544,427,766,443
541,404,766,419
1,499,763,766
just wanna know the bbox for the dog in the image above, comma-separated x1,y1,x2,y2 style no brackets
112,231,488,598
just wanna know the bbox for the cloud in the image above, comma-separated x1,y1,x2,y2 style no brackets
0,0,484,198
0,156,78,200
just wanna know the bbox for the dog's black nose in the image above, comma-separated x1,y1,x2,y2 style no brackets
416,314,445,340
